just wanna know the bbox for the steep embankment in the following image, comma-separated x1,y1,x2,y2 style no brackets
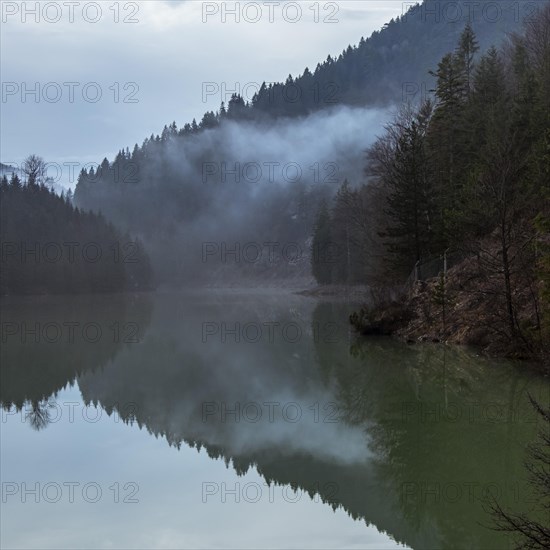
350,246,548,370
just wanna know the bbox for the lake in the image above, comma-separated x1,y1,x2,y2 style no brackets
1,290,548,549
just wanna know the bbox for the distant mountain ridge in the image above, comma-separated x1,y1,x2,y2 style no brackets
78,0,543,144
247,0,538,117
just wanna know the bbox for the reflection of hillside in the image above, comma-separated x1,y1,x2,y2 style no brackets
76,293,548,550
326,343,545,549
0,293,152,412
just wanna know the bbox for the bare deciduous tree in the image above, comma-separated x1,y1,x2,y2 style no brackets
485,395,550,549
22,154,46,186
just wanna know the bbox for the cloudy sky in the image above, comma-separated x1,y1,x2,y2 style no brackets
1,1,405,186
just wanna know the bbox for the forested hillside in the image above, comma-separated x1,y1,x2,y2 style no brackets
74,0,543,285
244,0,532,115
344,10,550,360
0,173,153,295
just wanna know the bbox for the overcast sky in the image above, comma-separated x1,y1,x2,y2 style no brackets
1,1,405,186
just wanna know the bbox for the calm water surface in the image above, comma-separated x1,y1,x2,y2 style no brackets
1,290,548,549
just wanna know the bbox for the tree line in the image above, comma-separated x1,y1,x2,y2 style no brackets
0,164,153,295
71,1,536,287
313,9,550,356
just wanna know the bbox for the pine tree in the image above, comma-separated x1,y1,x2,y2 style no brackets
428,51,470,244
1,171,154,295
331,180,353,284
455,22,479,99
381,102,435,275
311,200,333,285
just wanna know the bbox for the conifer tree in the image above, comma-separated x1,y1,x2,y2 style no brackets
311,200,333,285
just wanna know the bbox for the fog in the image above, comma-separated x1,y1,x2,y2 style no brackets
76,105,392,285
177,106,391,189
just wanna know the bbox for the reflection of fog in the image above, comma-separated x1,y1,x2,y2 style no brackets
79,293,549,549
77,292,372,466
4,291,548,550
167,391,372,466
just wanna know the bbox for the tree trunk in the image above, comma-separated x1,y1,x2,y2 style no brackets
501,219,516,339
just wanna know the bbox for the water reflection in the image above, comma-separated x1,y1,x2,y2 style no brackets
1,292,152,419
1,291,547,549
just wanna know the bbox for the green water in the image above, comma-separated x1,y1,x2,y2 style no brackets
1,291,547,549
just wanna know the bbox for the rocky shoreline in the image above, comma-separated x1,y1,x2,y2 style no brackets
348,257,549,373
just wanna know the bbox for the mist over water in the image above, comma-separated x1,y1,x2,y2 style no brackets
4,1,550,548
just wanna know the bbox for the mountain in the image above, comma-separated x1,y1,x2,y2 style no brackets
73,0,549,286
249,0,534,116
